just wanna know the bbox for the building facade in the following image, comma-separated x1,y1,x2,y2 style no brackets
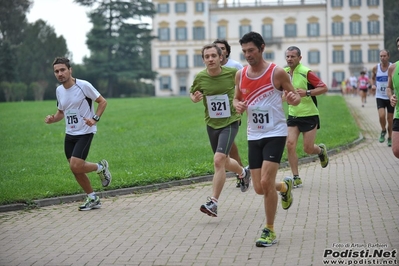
151,0,384,96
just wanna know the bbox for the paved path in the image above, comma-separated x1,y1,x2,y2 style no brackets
0,95,398,266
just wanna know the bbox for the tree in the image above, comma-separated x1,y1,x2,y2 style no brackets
16,20,69,100
0,0,32,44
0,0,32,83
384,0,399,62
74,0,156,97
0,81,12,102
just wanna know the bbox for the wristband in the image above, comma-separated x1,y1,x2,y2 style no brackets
306,90,311,97
92,115,100,122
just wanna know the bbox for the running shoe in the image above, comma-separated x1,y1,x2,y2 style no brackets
387,138,392,147
98,159,112,187
239,167,251,192
200,197,217,217
293,176,303,188
255,228,277,247
280,177,293,210
318,143,329,168
79,196,101,211
379,131,386,143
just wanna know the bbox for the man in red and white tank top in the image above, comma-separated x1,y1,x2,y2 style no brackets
233,31,301,248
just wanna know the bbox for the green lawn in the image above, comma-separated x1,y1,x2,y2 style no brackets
0,95,359,205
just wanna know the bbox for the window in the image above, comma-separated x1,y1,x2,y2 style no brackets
332,22,344,36
176,55,188,68
195,2,204,12
308,51,320,64
350,50,362,63
176,27,187,41
179,76,187,95
193,54,203,67
158,28,170,41
349,0,361,7
313,71,321,78
217,26,227,39
307,23,320,37
285,24,297,37
368,21,380,34
262,24,273,41
350,21,361,35
333,71,345,83
160,76,171,90
368,49,379,62
333,51,344,63
367,0,379,6
157,3,169,13
331,0,343,7
175,3,186,13
159,55,170,68
263,52,274,60
193,27,205,40
239,25,252,38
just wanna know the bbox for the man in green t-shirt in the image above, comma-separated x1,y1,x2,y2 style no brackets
190,43,250,218
387,37,399,158
284,46,329,188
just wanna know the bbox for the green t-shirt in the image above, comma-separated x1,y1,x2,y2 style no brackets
190,66,241,129
393,62,399,119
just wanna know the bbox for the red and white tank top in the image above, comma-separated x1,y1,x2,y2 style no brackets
240,63,287,140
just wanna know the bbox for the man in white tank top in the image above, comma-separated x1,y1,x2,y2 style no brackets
371,49,394,147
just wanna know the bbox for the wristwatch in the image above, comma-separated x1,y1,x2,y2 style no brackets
92,115,100,122
306,90,311,97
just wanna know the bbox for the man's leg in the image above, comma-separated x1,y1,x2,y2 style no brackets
392,129,399,159
229,142,244,188
378,107,387,142
286,126,300,176
212,152,231,200
69,157,98,193
252,161,281,247
229,142,243,166
302,127,318,155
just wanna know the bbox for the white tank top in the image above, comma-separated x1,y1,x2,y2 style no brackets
375,63,391,100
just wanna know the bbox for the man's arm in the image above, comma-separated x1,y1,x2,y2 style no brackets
233,69,247,114
94,95,107,117
371,65,377,92
305,71,328,97
387,64,397,107
45,109,64,124
274,67,301,106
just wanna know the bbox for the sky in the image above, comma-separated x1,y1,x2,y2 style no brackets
27,0,92,64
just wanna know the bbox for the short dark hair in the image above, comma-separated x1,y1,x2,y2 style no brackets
213,39,231,58
360,71,366,75
286,46,301,57
380,49,390,56
201,43,222,59
239,31,265,51
396,37,399,44
52,57,71,69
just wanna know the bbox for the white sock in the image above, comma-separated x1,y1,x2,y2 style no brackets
240,168,246,178
88,192,96,199
211,197,218,205
97,163,103,173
